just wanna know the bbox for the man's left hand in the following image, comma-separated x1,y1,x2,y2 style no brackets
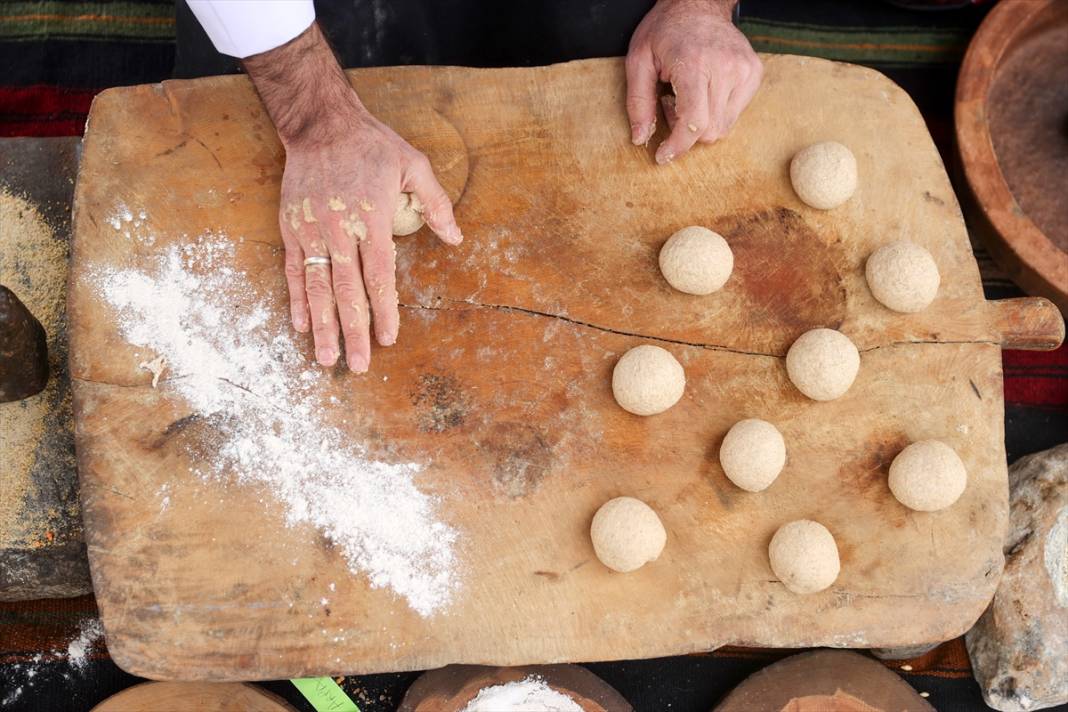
626,0,763,164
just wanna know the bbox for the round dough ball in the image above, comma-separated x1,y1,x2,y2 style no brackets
790,141,858,210
658,226,734,295
719,419,786,492
590,496,667,573
768,519,840,594
865,240,940,313
786,328,860,401
392,192,425,236
888,440,967,512
612,344,685,416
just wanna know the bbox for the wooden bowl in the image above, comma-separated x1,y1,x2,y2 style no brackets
713,650,934,712
91,682,296,712
956,0,1068,314
397,664,632,712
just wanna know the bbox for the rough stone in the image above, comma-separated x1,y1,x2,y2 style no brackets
0,137,90,601
966,443,1068,712
0,284,49,402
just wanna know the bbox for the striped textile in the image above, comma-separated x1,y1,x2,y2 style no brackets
1,1,1065,711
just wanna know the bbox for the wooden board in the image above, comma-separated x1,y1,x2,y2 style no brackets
68,56,1065,680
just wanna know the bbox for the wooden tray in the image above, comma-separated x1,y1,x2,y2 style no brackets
68,56,1064,680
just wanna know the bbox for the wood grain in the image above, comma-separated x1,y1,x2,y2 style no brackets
69,56,1064,680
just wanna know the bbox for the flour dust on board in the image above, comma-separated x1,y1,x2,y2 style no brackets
89,205,460,617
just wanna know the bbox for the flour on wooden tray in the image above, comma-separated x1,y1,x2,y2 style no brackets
462,676,583,712
90,215,458,616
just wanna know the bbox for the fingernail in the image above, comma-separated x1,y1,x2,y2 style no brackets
448,225,464,244
380,333,397,347
632,122,654,146
656,149,675,165
348,354,368,372
317,347,337,366
292,308,309,332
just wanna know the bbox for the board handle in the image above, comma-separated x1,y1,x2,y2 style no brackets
986,297,1065,351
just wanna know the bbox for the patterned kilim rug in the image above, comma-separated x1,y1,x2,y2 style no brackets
1,1,1066,710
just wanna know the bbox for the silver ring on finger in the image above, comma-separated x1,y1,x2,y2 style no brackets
303,256,331,268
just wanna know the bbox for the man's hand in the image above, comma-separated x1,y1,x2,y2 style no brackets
626,0,763,164
244,23,462,372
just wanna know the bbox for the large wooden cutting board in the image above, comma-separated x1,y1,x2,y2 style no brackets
68,56,1064,680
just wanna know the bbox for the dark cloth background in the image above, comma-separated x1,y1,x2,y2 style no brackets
2,1,1067,710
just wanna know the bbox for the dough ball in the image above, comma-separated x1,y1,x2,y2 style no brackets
590,496,667,573
658,226,734,295
888,440,967,512
865,240,940,313
768,519,840,594
392,192,425,236
790,141,857,210
786,328,860,401
719,419,786,492
612,344,685,416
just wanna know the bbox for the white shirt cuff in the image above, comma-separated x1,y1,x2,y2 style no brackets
187,0,316,59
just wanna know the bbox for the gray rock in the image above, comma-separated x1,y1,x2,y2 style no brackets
966,443,1068,712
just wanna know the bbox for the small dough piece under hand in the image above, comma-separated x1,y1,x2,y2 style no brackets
659,226,734,295
865,240,940,313
612,344,685,416
790,141,857,210
768,519,840,594
888,440,967,512
590,496,667,573
786,328,860,401
392,192,425,236
720,418,786,492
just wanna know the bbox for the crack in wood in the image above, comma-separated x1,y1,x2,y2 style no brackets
401,298,782,358
860,339,1001,353
402,297,1004,357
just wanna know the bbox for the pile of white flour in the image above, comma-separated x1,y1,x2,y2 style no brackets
91,209,458,616
462,676,583,712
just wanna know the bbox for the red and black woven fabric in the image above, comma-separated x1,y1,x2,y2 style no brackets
1,1,1065,711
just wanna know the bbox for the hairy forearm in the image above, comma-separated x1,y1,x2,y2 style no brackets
242,22,363,148
657,0,735,20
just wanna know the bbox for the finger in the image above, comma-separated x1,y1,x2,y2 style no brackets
723,62,763,134
296,200,340,366
325,211,371,372
403,153,463,245
655,65,710,164
624,47,659,146
279,202,309,333
357,198,400,347
700,69,733,144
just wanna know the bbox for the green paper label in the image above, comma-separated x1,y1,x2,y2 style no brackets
291,677,361,712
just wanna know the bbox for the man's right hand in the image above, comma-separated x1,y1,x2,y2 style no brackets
244,23,462,372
